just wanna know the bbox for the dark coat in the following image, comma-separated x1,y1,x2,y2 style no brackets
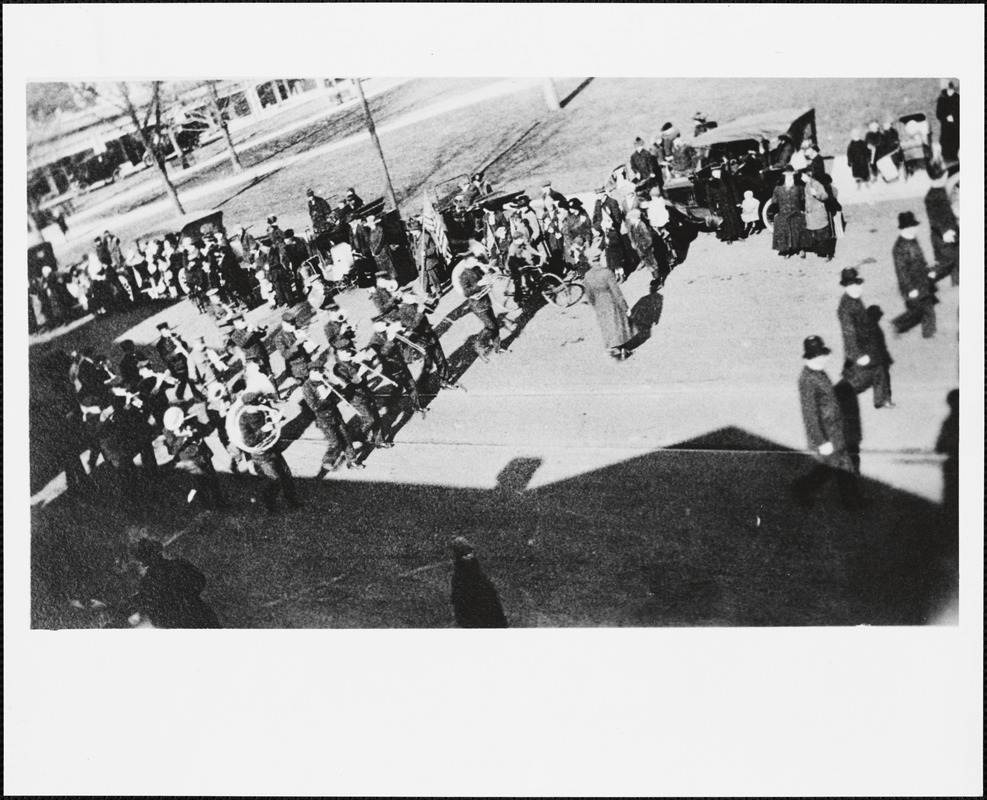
837,294,879,363
593,195,624,235
451,555,508,628
230,326,269,364
369,226,396,279
707,176,743,242
308,195,334,234
847,140,871,180
798,366,847,456
924,187,958,271
135,556,221,629
935,89,959,159
892,237,933,301
771,184,804,254
273,329,311,379
630,148,660,182
156,335,191,377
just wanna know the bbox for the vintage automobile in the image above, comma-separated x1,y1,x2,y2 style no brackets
662,107,824,232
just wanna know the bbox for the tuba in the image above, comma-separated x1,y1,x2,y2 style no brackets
226,395,283,455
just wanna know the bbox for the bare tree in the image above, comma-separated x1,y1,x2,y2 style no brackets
76,81,185,217
206,81,243,174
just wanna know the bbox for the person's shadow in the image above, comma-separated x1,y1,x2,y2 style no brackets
626,292,664,352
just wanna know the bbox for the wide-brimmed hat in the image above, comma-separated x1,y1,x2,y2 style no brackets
897,211,920,229
839,268,864,286
802,335,832,359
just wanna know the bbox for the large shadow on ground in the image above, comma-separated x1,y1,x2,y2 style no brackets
31,425,957,629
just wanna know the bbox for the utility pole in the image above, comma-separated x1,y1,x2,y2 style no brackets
542,78,561,111
355,78,400,215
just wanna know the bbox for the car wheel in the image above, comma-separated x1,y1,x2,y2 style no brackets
760,197,778,233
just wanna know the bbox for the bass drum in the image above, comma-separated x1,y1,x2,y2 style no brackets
327,242,355,282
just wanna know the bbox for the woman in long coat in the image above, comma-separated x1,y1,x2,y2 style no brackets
801,172,831,258
583,249,634,359
771,166,804,258
706,165,743,243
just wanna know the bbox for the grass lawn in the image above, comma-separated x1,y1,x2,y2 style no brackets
54,77,940,266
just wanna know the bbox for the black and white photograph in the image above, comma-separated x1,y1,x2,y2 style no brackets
5,4,983,796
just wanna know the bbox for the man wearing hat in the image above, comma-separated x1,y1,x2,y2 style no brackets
230,315,273,377
540,180,567,207
561,199,595,270
630,138,663,195
367,214,397,281
367,319,427,418
307,188,334,236
235,391,302,512
450,537,508,628
935,82,959,163
323,305,357,354
163,404,228,509
156,322,201,402
924,162,959,286
369,274,400,320
331,348,392,449
129,537,222,629
395,289,455,389
837,268,894,409
274,311,316,389
792,335,867,510
344,187,364,211
891,212,937,338
301,364,364,473
452,248,505,362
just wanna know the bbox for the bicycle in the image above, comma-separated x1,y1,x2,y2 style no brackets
487,261,584,311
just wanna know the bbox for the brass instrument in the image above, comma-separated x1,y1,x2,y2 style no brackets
227,396,284,455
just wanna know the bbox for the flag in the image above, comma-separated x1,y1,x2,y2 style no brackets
422,189,452,265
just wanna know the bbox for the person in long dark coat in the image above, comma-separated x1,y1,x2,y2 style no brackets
890,212,937,338
836,268,893,409
301,366,363,472
771,167,804,257
307,189,334,235
450,537,507,628
130,538,222,629
847,129,872,188
368,215,397,281
791,336,867,510
935,82,959,162
583,247,634,360
706,165,743,243
924,162,959,285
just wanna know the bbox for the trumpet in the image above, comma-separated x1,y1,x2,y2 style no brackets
394,329,427,356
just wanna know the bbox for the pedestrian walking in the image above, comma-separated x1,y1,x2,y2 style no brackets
890,212,937,338
924,161,959,286
836,268,894,409
791,336,868,510
583,247,634,360
771,166,805,258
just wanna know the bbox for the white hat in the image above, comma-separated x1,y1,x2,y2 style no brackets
163,407,186,431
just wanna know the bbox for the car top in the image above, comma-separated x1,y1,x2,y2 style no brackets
682,107,815,149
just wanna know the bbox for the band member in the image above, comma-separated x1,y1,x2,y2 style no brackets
301,365,364,472
229,315,273,376
204,382,249,474
156,322,201,401
323,305,357,353
135,362,177,427
274,311,317,389
332,348,393,448
395,289,455,388
187,335,231,395
369,274,400,320
451,245,504,361
163,405,228,509
367,319,427,418
229,391,302,513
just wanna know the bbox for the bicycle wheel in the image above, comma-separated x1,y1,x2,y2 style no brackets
488,273,519,312
540,273,577,307
554,279,584,307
